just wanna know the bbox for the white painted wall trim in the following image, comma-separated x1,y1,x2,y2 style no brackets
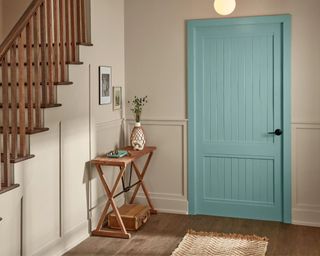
133,195,188,215
126,118,188,125
96,118,124,130
292,121,320,126
292,208,320,228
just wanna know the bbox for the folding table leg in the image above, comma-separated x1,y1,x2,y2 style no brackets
129,153,157,214
92,164,131,239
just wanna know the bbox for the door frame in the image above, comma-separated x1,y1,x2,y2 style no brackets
187,15,292,223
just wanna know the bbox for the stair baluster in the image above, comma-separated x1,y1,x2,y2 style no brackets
65,0,71,63
53,0,59,83
71,0,76,62
33,12,42,127
46,0,54,105
10,44,18,159
26,22,34,132
0,0,92,194
59,0,66,82
81,0,86,43
18,35,27,158
2,55,11,189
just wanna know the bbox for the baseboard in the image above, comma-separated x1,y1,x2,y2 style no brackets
133,195,188,215
292,220,320,228
292,208,320,227
33,221,89,256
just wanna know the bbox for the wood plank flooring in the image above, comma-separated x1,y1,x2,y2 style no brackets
65,213,320,256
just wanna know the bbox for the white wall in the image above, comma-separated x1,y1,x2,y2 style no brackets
0,0,125,255
1,0,31,41
125,0,320,226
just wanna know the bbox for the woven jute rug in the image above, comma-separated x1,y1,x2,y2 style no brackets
171,230,268,256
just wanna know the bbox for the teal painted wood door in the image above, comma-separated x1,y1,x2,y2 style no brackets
188,16,291,222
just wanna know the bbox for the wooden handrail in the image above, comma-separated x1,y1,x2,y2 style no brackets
0,0,44,59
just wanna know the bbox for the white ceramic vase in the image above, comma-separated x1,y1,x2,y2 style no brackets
130,122,146,151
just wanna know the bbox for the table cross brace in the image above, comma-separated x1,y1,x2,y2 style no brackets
129,152,157,214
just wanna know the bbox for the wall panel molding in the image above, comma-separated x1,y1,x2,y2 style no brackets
292,121,320,126
96,118,124,130
292,122,320,227
126,118,188,214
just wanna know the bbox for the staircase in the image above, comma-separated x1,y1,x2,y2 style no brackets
0,0,92,194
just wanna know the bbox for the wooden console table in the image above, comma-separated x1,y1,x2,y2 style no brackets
91,146,157,239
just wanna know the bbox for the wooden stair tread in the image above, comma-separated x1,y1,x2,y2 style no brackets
0,103,62,109
77,42,93,46
0,61,78,67
66,61,84,65
0,81,72,86
55,81,73,85
0,184,20,195
1,154,35,163
0,127,49,134
16,42,93,48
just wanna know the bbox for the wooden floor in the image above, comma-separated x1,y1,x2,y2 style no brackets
65,213,320,256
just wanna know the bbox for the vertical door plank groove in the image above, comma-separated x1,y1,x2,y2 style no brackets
18,35,26,157
26,22,34,131
10,44,18,159
46,0,54,104
33,12,41,128
2,54,11,187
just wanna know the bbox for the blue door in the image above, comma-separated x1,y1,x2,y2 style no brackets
188,16,291,222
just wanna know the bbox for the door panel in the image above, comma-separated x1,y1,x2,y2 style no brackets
203,157,275,204
188,17,289,221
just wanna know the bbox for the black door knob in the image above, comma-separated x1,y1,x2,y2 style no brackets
268,129,283,136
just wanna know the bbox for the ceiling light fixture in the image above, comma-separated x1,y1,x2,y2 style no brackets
214,0,236,16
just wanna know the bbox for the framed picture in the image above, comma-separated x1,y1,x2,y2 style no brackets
99,66,112,105
113,87,122,110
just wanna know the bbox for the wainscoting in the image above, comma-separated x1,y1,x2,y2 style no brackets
34,118,125,256
292,122,320,227
2,119,318,256
126,119,188,214
124,119,320,225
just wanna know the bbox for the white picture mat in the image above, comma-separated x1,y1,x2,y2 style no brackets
99,66,112,105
